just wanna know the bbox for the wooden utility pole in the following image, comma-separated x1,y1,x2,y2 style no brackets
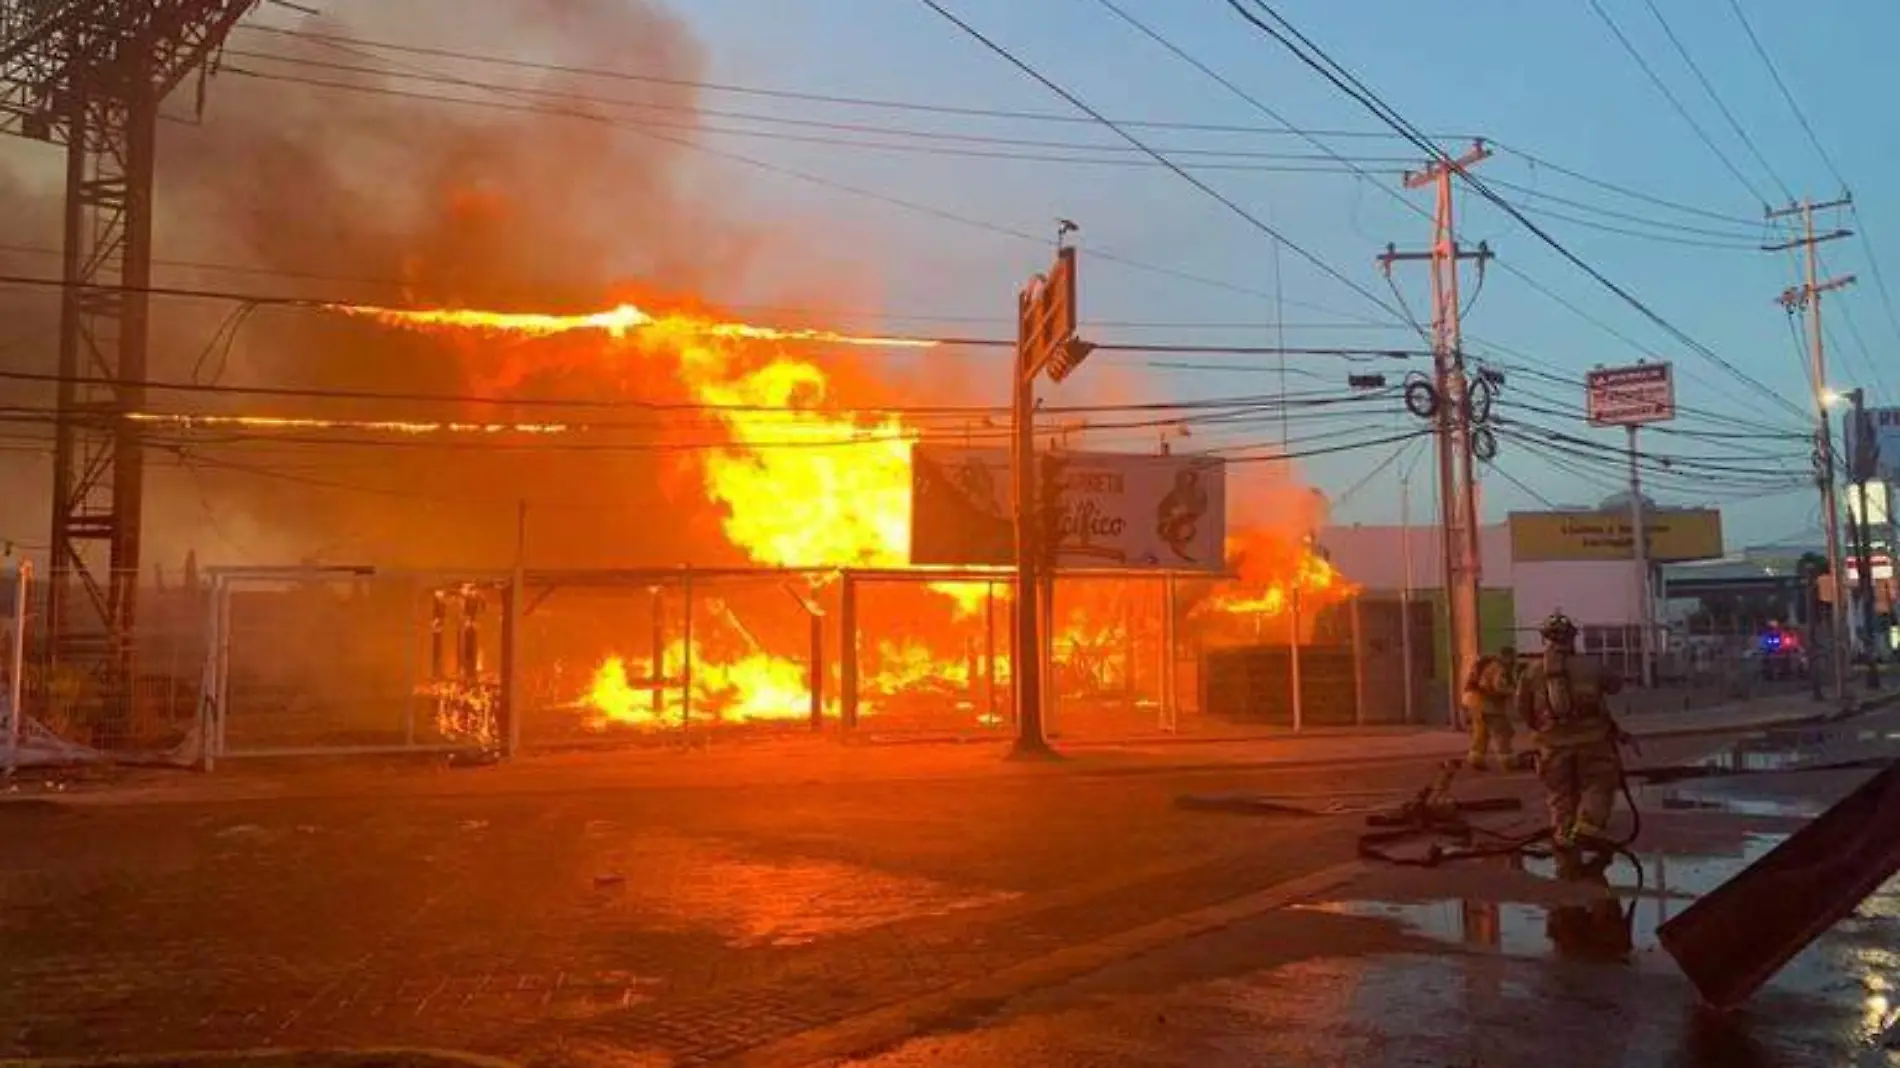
1767,195,1856,707
1379,140,1494,723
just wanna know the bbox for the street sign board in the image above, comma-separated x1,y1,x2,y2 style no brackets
1586,362,1676,426
910,446,1226,570
1508,508,1723,562
1019,246,1076,379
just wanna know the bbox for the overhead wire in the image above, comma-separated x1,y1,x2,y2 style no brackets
912,0,1410,325
1489,142,1761,226
223,47,1429,166
1720,0,1845,188
232,23,1475,142
223,66,1417,176
1580,0,1768,207
1226,0,1808,423
227,26,1332,317
1637,0,1794,203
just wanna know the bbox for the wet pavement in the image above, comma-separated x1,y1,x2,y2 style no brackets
834,709,1900,1068
5,706,1899,1067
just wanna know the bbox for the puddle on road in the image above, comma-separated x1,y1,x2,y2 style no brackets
586,833,1021,949
676,853,1021,948
1308,830,1900,1004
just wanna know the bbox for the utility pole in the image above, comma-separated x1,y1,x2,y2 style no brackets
1379,139,1494,724
1767,195,1856,707
1400,472,1416,725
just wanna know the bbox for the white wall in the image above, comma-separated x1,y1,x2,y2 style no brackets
1320,523,1514,591
1511,559,1647,635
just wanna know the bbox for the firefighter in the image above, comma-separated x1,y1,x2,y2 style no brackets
1461,646,1517,770
1516,612,1626,853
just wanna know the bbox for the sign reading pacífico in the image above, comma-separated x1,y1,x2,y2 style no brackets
1586,362,1676,426
910,446,1226,570
1509,508,1723,562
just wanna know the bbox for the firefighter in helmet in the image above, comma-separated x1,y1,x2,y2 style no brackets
1461,646,1517,770
1515,611,1626,853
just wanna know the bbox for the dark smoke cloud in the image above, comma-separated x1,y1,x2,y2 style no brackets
0,0,805,574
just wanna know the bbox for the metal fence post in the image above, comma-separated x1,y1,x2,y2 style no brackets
809,608,824,732
5,563,27,767
501,577,521,759
681,567,695,732
1161,574,1177,732
1351,594,1366,727
214,574,231,762
985,582,998,725
840,573,859,730
649,585,664,722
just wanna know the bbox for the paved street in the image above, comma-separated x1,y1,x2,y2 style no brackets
0,694,1893,1067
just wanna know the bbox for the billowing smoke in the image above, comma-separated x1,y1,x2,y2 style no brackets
0,0,827,572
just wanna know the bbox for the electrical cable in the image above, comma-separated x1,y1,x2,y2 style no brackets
233,22,1392,317
1226,0,1808,423
1582,0,1769,206
225,65,1416,175
1637,0,1794,203
913,0,1410,325
233,23,1475,142
1490,142,1760,226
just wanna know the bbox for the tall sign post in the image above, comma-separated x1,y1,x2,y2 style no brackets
1846,388,1882,688
1012,242,1093,757
1586,361,1676,688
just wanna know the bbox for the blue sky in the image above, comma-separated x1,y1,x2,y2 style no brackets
656,0,1898,548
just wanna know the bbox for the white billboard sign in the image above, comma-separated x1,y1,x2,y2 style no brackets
910,446,1227,571
1850,407,1900,483
1587,362,1676,426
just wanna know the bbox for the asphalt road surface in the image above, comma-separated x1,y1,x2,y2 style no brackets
2,709,1896,1067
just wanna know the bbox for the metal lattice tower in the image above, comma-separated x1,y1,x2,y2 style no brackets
1,1,258,719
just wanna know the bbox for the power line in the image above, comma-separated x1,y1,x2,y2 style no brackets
233,23,1471,142
1478,177,1763,241
1490,142,1761,226
224,66,1416,176
1581,0,1768,206
0,366,1395,419
226,47,1427,165
0,240,1409,332
914,0,1410,324
1637,0,1793,202
1505,199,1760,250
0,270,1445,360
252,24,1391,324
1225,0,1806,423
1721,0,1847,188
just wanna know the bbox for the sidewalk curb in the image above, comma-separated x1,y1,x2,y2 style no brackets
1627,689,1900,742
720,859,1368,1068
0,1048,520,1068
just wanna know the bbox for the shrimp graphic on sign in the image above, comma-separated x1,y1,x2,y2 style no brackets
1156,466,1211,564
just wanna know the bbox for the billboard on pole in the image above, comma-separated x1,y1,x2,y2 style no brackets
1848,406,1900,482
910,446,1226,570
1508,509,1723,562
1586,362,1676,426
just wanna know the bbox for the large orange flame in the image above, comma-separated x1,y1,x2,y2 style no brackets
330,296,989,727
328,300,938,349
332,297,1347,731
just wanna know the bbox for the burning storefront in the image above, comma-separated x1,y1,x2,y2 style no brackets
180,295,1366,759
